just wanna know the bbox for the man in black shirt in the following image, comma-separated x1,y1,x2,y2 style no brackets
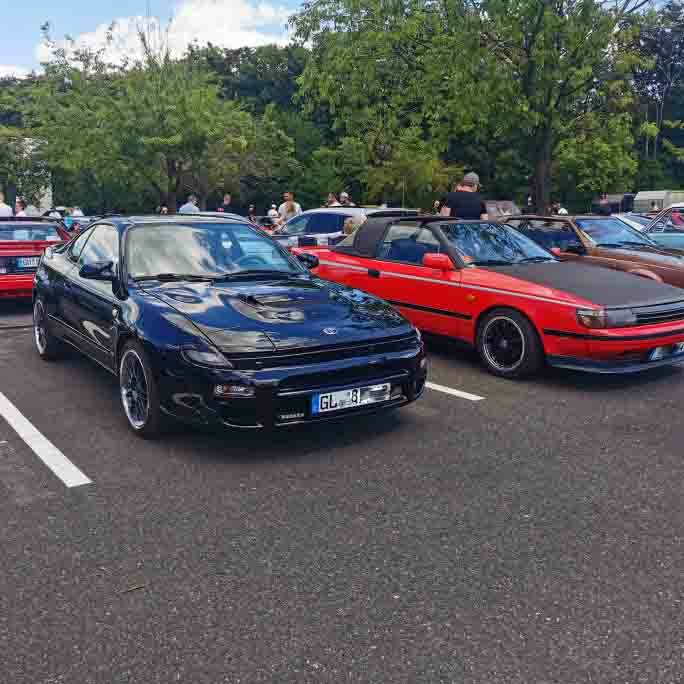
217,192,243,215
440,172,488,220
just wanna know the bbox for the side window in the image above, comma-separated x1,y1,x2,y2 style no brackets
308,213,346,234
78,225,120,267
665,210,684,233
282,215,310,235
68,228,94,262
516,220,582,251
378,224,441,264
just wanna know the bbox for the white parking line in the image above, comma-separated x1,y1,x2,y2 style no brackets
426,382,485,402
0,392,92,488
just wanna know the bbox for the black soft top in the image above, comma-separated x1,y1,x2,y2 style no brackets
332,217,398,258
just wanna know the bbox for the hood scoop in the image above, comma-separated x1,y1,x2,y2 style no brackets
237,293,294,307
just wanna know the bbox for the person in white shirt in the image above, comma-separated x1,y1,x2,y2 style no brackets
72,206,84,217
179,194,200,214
14,198,27,217
277,191,302,223
0,192,12,217
340,192,356,207
267,204,279,219
326,193,341,207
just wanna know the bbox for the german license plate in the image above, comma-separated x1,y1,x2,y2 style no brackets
17,256,39,268
312,383,391,414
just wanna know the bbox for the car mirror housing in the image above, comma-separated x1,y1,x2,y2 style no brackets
422,253,455,271
550,247,562,256
79,260,115,281
297,252,319,270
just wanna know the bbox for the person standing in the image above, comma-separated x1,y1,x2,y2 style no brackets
278,191,302,223
247,204,258,222
439,172,488,219
218,192,240,215
267,204,279,220
326,193,341,207
340,192,356,207
179,194,200,214
14,198,27,217
0,192,12,217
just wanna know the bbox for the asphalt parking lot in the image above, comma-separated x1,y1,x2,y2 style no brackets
2,307,684,683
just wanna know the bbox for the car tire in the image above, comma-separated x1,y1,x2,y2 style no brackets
33,298,65,361
476,308,544,379
119,340,162,438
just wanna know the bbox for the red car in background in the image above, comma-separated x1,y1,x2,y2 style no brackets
294,216,684,378
0,218,69,299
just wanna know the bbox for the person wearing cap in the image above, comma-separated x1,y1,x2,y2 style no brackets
340,192,356,207
440,172,488,220
267,204,279,219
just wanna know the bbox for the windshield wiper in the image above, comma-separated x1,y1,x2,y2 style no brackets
211,269,298,281
133,273,215,282
469,259,514,266
616,240,661,250
518,256,556,263
595,242,625,249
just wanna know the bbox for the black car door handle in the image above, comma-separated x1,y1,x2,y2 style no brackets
368,269,380,278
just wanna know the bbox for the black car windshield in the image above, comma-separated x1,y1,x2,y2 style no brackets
0,225,62,242
439,222,556,264
127,222,303,279
575,218,658,247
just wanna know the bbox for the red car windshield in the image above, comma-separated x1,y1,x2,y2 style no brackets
440,222,555,265
0,225,63,242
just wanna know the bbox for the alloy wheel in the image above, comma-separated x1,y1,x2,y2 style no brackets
120,350,150,430
34,301,48,355
481,316,526,372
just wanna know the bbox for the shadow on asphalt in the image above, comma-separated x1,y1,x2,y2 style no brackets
0,300,33,328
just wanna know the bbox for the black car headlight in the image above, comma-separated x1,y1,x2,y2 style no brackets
181,346,233,368
576,308,637,329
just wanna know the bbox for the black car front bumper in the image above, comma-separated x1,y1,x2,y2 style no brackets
157,342,427,429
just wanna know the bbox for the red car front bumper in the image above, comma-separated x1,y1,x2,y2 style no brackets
0,274,34,299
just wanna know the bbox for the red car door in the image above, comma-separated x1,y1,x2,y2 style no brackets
354,222,467,338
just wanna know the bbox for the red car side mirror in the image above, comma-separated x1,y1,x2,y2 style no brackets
550,247,562,256
422,253,455,270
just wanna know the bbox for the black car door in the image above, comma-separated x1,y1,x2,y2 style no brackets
64,223,121,371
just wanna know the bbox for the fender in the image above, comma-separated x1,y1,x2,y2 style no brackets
626,268,662,283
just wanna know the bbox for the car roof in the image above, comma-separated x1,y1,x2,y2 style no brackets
0,216,60,224
299,207,418,216
88,214,255,234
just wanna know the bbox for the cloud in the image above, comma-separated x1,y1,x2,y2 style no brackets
0,65,31,79
35,0,292,66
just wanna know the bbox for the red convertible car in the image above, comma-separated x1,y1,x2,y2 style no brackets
294,216,684,377
0,218,69,299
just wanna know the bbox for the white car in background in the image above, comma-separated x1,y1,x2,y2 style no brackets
272,207,419,249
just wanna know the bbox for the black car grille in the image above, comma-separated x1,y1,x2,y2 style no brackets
633,302,684,326
224,332,419,370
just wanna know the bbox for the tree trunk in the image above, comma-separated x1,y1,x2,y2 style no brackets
531,124,553,214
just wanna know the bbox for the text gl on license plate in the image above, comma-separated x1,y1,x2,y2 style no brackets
312,383,391,414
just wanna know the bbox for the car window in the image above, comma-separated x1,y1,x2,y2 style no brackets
307,213,346,234
68,227,94,262
0,225,62,241
377,223,441,264
78,224,120,266
514,219,583,251
280,215,311,236
575,217,657,246
657,209,684,233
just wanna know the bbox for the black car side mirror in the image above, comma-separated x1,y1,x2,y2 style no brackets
297,253,319,270
79,260,116,281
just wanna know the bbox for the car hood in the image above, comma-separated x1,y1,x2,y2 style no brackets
478,261,684,309
144,277,411,352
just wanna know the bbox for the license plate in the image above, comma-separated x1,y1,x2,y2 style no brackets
17,257,39,268
312,383,391,414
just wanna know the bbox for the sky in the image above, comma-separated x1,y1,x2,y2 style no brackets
0,0,298,78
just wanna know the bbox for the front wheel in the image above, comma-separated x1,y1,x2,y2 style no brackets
119,341,162,438
476,309,544,379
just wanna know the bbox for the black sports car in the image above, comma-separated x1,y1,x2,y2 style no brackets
33,215,426,437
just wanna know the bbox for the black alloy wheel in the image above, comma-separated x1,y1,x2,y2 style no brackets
119,341,162,438
476,308,543,379
33,298,64,361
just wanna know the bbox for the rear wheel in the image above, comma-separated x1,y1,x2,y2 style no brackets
119,341,162,438
476,308,544,379
33,298,64,361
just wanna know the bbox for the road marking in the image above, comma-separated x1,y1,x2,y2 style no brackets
426,381,485,402
0,392,92,488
